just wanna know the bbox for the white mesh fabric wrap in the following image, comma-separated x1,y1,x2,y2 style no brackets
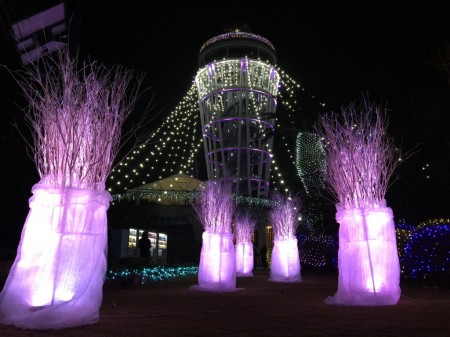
325,204,401,306
235,241,254,277
197,232,236,291
0,178,112,329
269,238,301,283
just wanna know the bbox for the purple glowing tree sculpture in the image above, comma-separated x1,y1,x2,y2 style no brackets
191,179,237,291
234,210,256,277
316,99,403,306
0,50,146,329
268,192,302,283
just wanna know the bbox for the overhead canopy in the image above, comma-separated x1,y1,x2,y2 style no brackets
123,174,206,205
134,174,206,192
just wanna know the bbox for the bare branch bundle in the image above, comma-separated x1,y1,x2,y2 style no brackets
234,210,256,243
192,180,236,234
269,192,301,241
315,99,403,209
11,48,145,189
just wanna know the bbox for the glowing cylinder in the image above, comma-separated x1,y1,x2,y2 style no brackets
0,178,111,329
269,238,301,282
235,241,254,277
325,202,401,305
198,232,236,291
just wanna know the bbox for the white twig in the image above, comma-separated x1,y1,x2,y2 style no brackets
8,48,151,189
269,191,301,241
234,210,256,243
315,98,409,209
192,180,236,234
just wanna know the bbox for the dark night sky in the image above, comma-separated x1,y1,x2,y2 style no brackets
1,1,449,249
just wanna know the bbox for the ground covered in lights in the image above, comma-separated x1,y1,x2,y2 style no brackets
1,267,450,337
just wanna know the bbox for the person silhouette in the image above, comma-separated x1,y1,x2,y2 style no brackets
259,244,268,269
138,231,152,259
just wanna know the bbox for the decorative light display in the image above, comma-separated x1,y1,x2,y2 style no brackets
107,68,325,202
199,31,275,54
0,50,140,329
295,132,326,234
234,210,257,277
107,85,203,194
302,203,325,235
113,190,200,204
401,218,450,283
295,132,326,196
191,180,237,291
195,56,279,198
106,265,198,285
298,234,338,268
395,221,415,276
317,100,402,306
268,192,302,283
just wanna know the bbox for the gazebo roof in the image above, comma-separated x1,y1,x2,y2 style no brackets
131,174,206,192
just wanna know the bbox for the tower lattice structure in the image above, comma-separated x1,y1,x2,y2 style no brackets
195,28,280,198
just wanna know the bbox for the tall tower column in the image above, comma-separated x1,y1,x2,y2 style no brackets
195,27,280,198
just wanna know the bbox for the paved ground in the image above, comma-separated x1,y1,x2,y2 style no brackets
1,268,450,336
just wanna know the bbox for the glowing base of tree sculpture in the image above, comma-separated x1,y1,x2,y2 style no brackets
235,242,254,277
269,238,301,283
325,203,401,306
0,178,111,329
191,232,238,292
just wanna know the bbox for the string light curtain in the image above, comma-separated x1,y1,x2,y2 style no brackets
316,98,403,306
296,132,326,234
0,49,144,329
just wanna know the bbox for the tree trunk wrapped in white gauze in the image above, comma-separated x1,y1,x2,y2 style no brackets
234,210,256,277
0,50,144,329
191,180,237,291
316,99,403,306
269,192,302,283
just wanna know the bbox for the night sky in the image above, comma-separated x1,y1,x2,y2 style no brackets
1,1,449,249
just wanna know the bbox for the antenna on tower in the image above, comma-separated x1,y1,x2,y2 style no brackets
223,21,251,33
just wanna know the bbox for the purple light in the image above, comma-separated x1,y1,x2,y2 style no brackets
270,239,301,282
317,100,403,306
207,63,215,78
270,67,276,81
268,192,302,283
206,147,272,165
235,242,254,276
325,205,401,305
191,180,238,292
240,58,249,72
202,117,275,140
234,211,256,277
195,232,237,291
0,181,111,329
199,88,277,102
0,49,142,329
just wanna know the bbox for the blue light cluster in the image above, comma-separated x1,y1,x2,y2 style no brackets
401,222,450,282
395,221,415,231
105,265,199,285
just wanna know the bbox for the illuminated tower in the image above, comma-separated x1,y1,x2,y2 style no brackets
195,26,280,198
